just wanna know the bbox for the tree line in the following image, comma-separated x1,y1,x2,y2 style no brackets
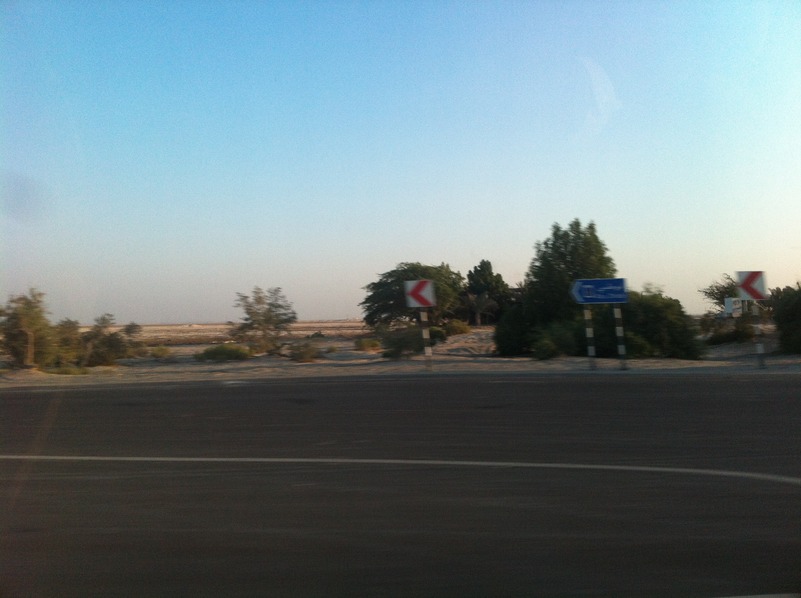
4,218,800,368
0,290,147,369
0,286,298,370
360,218,801,358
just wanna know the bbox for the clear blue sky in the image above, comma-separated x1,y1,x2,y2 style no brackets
3,0,800,324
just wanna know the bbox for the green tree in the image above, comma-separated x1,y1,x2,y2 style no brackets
465,260,510,323
771,283,801,353
699,274,738,313
82,314,128,366
229,286,298,354
54,318,83,366
0,289,55,368
123,322,143,339
697,274,753,343
525,219,616,326
594,287,702,359
360,262,465,328
463,292,498,326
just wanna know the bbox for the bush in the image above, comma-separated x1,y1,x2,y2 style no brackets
429,326,447,344
494,305,532,356
445,320,471,336
150,345,173,360
593,291,703,359
378,326,424,360
194,344,250,362
532,337,558,360
543,321,579,356
624,331,656,357
290,342,323,363
85,331,128,366
772,284,801,353
702,316,754,345
355,337,381,351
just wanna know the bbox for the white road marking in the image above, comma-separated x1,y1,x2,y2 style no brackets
1,455,801,486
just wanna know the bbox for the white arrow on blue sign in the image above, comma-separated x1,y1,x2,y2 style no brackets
571,278,628,304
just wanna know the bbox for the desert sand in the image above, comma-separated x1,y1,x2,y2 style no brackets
1,321,799,389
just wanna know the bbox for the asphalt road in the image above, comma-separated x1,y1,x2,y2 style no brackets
2,373,800,597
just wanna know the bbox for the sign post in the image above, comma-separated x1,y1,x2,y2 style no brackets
405,280,436,369
737,271,767,369
583,307,596,370
572,278,628,370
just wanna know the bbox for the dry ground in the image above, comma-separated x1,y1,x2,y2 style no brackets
2,321,799,388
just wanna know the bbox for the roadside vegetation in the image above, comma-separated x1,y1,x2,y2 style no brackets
360,218,798,360
4,219,800,371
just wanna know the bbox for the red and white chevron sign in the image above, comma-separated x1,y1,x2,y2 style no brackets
404,279,436,308
737,271,767,301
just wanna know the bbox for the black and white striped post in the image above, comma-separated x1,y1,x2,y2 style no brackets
419,308,433,370
404,279,437,371
583,307,596,370
613,305,627,370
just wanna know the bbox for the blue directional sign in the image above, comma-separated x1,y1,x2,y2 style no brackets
571,278,628,304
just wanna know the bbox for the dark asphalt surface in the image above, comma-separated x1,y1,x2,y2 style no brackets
2,373,800,597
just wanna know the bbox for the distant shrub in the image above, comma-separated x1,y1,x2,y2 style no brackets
445,320,471,336
355,338,381,351
307,331,325,339
150,345,173,360
289,342,323,363
194,344,250,362
325,345,337,354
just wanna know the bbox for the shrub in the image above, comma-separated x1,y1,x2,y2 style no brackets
355,337,381,351
429,326,446,344
772,284,801,353
289,342,323,363
543,321,579,356
85,331,128,366
445,320,471,336
624,331,656,357
194,344,250,362
593,291,703,359
532,337,558,360
703,316,754,345
378,326,424,360
150,346,173,360
494,306,532,356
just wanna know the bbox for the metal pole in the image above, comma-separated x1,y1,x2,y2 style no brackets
613,305,628,370
419,309,433,370
584,307,596,370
